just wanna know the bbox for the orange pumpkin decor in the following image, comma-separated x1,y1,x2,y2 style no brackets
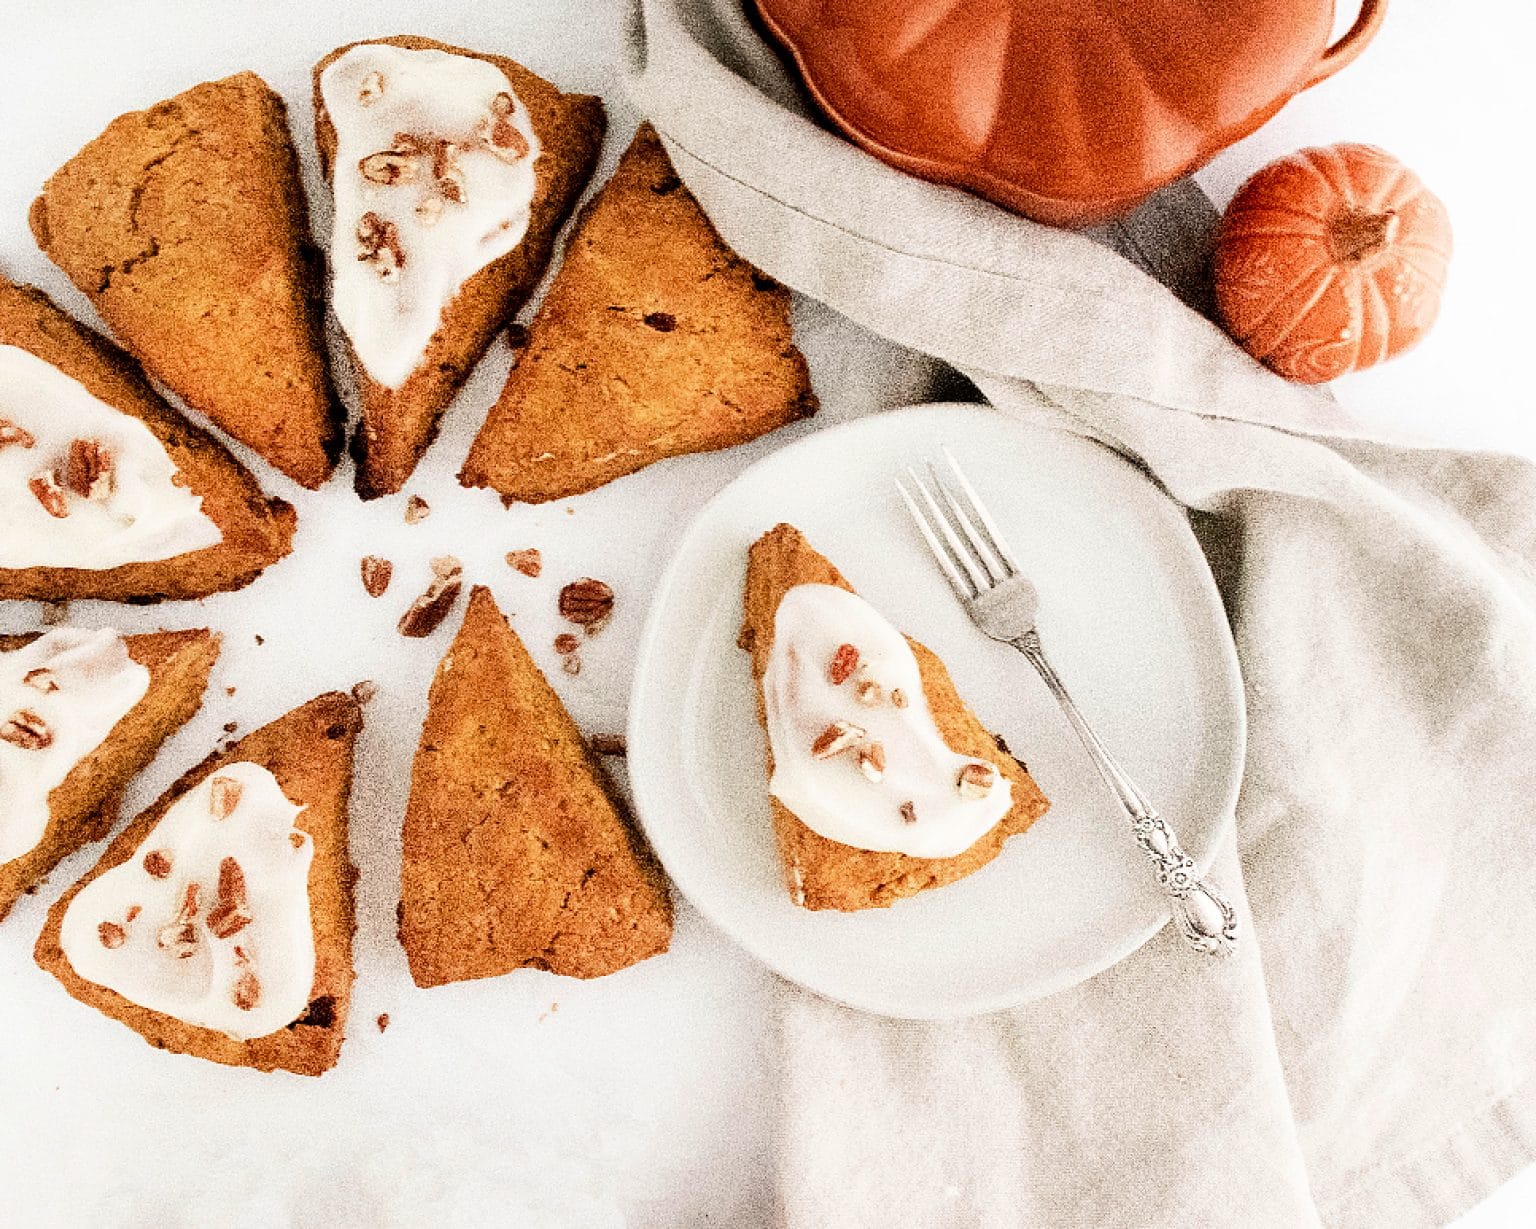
1214,144,1452,384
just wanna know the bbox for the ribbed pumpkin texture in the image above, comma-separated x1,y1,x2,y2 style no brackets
1214,144,1452,384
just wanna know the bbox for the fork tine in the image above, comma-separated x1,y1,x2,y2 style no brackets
896,474,979,600
926,461,1007,585
906,465,993,594
941,446,1021,575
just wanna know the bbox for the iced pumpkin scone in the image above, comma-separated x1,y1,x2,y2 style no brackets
739,525,1049,911
399,586,671,987
29,73,343,489
35,692,362,1076
0,626,219,922
314,36,606,498
459,124,817,504
0,279,296,603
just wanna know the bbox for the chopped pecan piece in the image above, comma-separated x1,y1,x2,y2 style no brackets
351,679,378,705
486,95,531,161
156,883,200,959
415,195,444,227
28,471,69,518
143,850,173,879
357,71,384,106
857,740,886,783
890,688,909,709
561,653,582,676
553,633,581,656
398,559,463,638
506,547,542,577
558,578,614,631
854,678,883,707
232,948,261,1011
360,554,393,598
359,150,417,186
811,720,865,760
899,800,918,825
827,644,860,686
22,668,59,693
209,775,244,819
0,419,36,450
357,211,405,281
97,921,126,949
206,856,252,940
64,438,114,500
0,710,52,750
404,494,430,524
431,140,466,203
956,762,997,799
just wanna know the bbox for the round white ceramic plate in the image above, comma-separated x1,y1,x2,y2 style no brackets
628,404,1245,1018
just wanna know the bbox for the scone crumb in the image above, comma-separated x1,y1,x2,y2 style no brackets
376,1013,390,1033
361,555,394,597
561,654,582,676
351,680,379,705
404,494,431,524
39,601,70,627
506,548,542,577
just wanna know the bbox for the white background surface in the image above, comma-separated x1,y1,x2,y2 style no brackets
0,1,1532,1226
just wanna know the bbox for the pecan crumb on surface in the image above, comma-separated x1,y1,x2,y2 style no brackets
377,1013,390,1033
209,775,243,819
222,721,237,734
351,680,378,705
561,653,582,676
360,555,393,598
899,800,918,825
589,733,627,757
28,471,69,518
890,688,908,709
558,578,614,631
553,632,581,656
404,494,431,524
399,560,463,638
357,211,405,280
358,71,384,105
98,921,126,949
854,678,883,707
0,710,52,750
828,644,860,685
506,547,542,577
39,601,69,627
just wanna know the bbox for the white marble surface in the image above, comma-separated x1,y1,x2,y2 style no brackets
0,2,1530,1225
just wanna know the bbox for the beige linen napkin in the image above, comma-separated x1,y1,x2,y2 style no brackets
624,2,1536,1226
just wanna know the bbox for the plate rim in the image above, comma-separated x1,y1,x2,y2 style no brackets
627,403,1246,1019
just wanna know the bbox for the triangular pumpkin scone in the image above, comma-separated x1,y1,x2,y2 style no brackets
459,124,817,503
740,525,1050,911
0,626,219,922
29,72,343,489
35,692,362,1076
400,586,671,987
0,279,296,603
313,36,606,499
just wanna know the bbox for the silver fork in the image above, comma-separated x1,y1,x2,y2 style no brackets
897,449,1239,957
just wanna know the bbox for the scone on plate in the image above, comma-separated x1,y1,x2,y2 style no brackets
0,278,297,603
459,124,817,504
313,35,606,498
739,524,1050,911
0,626,219,922
399,586,671,987
35,692,362,1076
29,72,343,489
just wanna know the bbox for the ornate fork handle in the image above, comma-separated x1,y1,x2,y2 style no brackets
1013,631,1239,957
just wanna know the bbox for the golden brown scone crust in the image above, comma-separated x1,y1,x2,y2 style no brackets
0,278,297,602
739,524,1050,911
0,628,219,922
459,123,817,503
400,586,671,987
29,72,343,489
312,35,607,499
35,692,362,1076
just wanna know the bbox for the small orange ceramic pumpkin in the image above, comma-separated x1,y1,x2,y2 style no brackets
1214,144,1452,383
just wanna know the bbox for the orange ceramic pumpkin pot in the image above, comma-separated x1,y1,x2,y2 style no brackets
753,0,1388,226
1214,144,1452,384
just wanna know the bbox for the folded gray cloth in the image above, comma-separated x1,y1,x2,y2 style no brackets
624,2,1536,1225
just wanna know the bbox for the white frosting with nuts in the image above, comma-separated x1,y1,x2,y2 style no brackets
320,43,542,389
59,762,317,1041
0,345,221,569
763,584,1012,858
0,628,149,864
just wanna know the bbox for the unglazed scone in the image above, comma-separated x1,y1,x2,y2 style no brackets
0,627,218,922
399,586,671,986
313,36,606,498
739,525,1049,911
35,692,362,1076
459,124,817,503
29,73,343,489
0,279,296,602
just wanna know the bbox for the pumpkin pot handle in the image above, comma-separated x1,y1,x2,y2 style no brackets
1305,0,1389,88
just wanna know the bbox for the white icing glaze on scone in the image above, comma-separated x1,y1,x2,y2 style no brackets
0,628,149,864
320,43,542,389
59,762,317,1041
0,346,221,569
763,584,1012,858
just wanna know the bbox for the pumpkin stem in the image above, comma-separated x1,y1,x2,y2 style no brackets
1332,209,1401,263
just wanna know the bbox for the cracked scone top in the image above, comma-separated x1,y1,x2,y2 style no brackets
59,762,316,1041
29,72,343,489
0,345,221,569
0,629,150,866
320,43,542,390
